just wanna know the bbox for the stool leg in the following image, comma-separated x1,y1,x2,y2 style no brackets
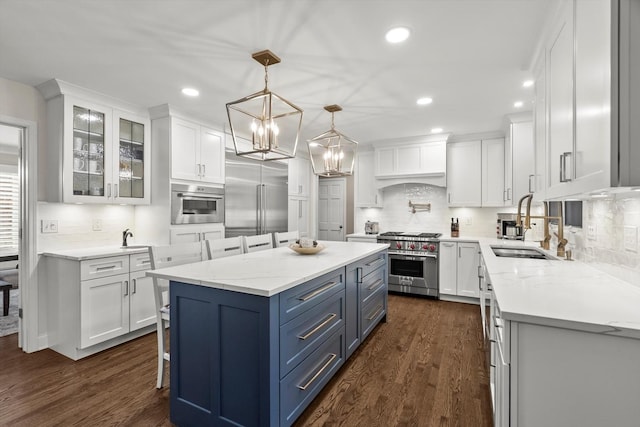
3,288,9,316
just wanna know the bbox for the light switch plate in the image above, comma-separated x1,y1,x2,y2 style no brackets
624,226,638,252
587,225,597,240
41,219,58,233
465,217,472,226
93,219,103,231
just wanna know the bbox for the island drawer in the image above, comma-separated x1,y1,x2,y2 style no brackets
80,255,129,281
280,328,345,427
280,290,345,377
359,266,386,307
358,251,387,280
361,287,386,341
279,268,345,325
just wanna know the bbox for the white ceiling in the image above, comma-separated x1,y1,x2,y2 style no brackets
0,0,552,145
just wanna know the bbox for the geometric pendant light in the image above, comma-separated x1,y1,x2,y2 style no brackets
226,50,303,161
307,104,358,177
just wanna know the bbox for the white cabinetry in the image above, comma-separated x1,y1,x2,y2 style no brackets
447,139,505,207
171,117,225,184
506,119,535,203
170,223,225,244
288,157,314,238
446,141,482,206
355,151,383,208
38,79,151,204
374,140,446,178
533,0,640,198
46,251,156,360
439,241,480,299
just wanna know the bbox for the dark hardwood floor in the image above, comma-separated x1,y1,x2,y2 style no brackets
0,295,491,426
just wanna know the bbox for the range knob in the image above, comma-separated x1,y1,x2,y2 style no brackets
409,243,415,250
429,244,436,252
396,242,402,249
422,244,429,250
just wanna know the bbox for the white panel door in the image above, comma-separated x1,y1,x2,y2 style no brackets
439,242,457,296
171,118,199,181
80,273,130,348
481,138,505,207
318,179,345,241
200,127,225,184
457,242,480,298
129,271,156,332
447,140,482,206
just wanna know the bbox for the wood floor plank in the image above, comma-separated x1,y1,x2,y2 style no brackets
0,294,492,426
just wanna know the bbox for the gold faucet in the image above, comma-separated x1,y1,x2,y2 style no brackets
516,193,566,257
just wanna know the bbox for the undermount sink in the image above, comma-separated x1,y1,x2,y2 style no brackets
119,245,150,250
490,245,557,260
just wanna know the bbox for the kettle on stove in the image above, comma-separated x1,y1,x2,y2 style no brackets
365,220,379,235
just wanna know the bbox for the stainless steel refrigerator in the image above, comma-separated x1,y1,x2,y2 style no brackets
225,150,288,238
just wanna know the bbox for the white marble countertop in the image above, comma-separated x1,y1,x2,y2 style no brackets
41,245,150,260
146,241,388,297
469,237,640,339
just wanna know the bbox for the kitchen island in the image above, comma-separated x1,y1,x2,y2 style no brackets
146,241,388,427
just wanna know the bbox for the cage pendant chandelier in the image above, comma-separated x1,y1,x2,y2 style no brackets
226,50,303,161
307,105,358,177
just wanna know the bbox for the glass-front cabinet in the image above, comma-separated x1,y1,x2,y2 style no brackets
62,96,150,204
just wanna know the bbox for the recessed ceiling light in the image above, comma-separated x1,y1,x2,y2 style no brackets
416,97,433,106
385,27,410,44
181,87,200,97
514,101,524,108
522,80,534,88
431,127,443,134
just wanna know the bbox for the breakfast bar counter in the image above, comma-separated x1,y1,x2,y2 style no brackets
146,241,389,427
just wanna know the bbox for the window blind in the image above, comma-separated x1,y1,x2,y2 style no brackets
0,170,19,250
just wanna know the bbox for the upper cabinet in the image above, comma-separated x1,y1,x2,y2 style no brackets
447,137,505,207
288,157,312,197
171,117,225,185
374,140,446,179
355,151,383,208
535,0,640,199
504,115,535,204
37,79,150,204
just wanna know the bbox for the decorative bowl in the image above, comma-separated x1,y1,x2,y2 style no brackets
288,243,325,255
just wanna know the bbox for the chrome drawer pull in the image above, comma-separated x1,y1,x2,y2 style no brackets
365,258,385,269
297,281,337,302
140,259,150,265
297,313,337,340
366,305,383,321
366,279,383,291
96,265,117,271
297,353,337,391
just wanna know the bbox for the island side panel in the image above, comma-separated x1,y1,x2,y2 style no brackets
170,281,279,426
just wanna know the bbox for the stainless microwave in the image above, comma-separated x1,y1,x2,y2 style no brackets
171,183,225,225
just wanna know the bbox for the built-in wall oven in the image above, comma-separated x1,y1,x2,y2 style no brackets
377,232,441,298
171,183,225,224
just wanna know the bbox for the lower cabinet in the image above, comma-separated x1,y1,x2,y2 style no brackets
169,249,388,427
288,196,309,237
439,241,480,299
46,251,156,360
169,223,224,244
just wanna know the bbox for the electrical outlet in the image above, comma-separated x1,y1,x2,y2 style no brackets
41,219,58,234
465,217,472,226
624,226,638,252
587,225,597,240
93,219,103,231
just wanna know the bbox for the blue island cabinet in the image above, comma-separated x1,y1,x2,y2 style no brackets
169,250,387,426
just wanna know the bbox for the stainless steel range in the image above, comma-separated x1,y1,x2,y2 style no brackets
377,231,441,298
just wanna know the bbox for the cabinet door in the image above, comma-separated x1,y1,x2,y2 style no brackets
171,117,200,181
481,138,506,207
511,121,535,201
447,141,482,206
457,242,480,298
439,242,457,296
288,196,309,237
355,151,383,207
547,3,575,195
80,273,130,348
199,127,225,184
113,110,151,204
534,64,547,198
129,270,156,331
201,224,224,241
288,157,310,196
170,226,202,244
375,147,396,176
65,97,112,203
